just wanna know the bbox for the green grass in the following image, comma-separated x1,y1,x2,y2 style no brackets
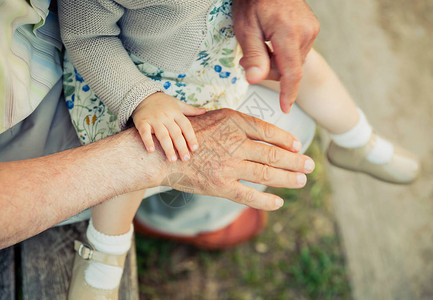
135,135,351,300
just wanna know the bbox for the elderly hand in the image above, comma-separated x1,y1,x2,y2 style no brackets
0,108,313,248
233,0,320,113
149,109,315,211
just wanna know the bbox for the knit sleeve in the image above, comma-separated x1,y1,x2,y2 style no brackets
58,0,162,129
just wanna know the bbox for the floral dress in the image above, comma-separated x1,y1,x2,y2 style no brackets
63,0,248,145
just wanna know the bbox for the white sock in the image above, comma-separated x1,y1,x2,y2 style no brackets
330,108,394,164
330,109,372,148
366,136,394,164
84,219,133,290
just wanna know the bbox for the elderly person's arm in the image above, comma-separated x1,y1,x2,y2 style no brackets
0,109,314,249
233,0,320,113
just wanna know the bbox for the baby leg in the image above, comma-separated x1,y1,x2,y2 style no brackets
69,190,145,299
262,48,359,134
91,190,144,235
261,48,419,183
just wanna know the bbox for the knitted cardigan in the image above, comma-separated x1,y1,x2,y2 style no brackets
58,0,216,128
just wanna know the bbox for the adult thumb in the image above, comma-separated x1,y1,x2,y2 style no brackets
237,33,271,84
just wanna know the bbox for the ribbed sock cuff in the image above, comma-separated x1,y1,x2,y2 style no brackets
86,219,133,255
330,108,372,148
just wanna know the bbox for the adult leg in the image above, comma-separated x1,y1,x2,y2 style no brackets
0,79,80,161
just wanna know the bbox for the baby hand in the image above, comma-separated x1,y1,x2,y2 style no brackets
132,92,206,162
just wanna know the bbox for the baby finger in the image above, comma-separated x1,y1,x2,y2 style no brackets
175,115,199,152
164,121,190,161
136,121,155,152
153,123,177,162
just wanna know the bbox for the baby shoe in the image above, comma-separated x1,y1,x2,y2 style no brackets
68,240,127,300
327,133,420,184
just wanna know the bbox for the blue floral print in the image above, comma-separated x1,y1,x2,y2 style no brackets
63,0,247,145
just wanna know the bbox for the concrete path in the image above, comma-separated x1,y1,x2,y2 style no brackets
308,0,433,299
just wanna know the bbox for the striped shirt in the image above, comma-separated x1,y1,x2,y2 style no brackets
0,0,62,134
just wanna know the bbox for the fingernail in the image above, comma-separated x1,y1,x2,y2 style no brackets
293,140,302,152
287,103,293,113
170,155,177,162
149,146,155,152
191,144,199,151
275,197,284,208
297,174,307,186
246,67,262,82
304,159,315,173
183,154,190,161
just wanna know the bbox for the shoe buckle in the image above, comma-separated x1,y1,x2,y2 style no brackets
78,242,94,260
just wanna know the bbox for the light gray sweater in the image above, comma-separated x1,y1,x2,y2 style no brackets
58,0,216,129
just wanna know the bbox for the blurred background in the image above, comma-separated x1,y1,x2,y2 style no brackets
135,0,433,299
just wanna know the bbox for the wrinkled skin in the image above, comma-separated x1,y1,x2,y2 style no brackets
233,0,320,113
144,109,315,211
0,110,313,248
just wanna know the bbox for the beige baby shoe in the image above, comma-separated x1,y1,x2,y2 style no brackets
327,133,420,184
68,240,127,300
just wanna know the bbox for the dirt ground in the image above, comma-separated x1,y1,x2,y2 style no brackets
307,0,433,299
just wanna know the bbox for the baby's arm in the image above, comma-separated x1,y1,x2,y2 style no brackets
132,93,205,162
57,0,161,130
